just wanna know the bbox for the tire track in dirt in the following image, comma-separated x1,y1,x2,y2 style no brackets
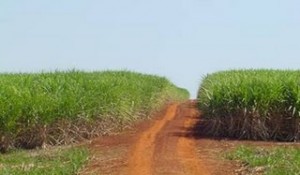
177,105,210,175
152,105,185,175
126,102,210,175
126,104,178,175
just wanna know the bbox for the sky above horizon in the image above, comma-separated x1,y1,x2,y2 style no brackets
1,0,300,97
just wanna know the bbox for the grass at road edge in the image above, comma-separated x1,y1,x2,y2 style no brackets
0,70,189,152
0,146,88,175
197,69,300,141
225,146,300,175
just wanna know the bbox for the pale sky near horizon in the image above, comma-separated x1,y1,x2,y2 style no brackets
1,0,300,97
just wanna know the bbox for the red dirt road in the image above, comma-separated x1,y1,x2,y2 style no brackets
126,104,179,175
81,102,237,175
126,103,209,175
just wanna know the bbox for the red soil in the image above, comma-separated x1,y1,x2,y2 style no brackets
82,101,297,175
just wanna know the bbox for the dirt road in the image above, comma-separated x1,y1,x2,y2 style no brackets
81,101,236,175
125,103,210,175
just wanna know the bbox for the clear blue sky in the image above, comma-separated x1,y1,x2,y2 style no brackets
1,0,300,97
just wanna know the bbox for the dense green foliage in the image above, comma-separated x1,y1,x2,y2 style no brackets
197,69,300,141
0,147,88,175
0,70,189,150
226,146,300,175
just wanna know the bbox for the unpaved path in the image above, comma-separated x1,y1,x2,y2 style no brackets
126,103,209,175
177,105,211,175
81,101,236,175
126,104,179,175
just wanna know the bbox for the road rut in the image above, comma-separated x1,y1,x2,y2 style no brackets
126,102,210,175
